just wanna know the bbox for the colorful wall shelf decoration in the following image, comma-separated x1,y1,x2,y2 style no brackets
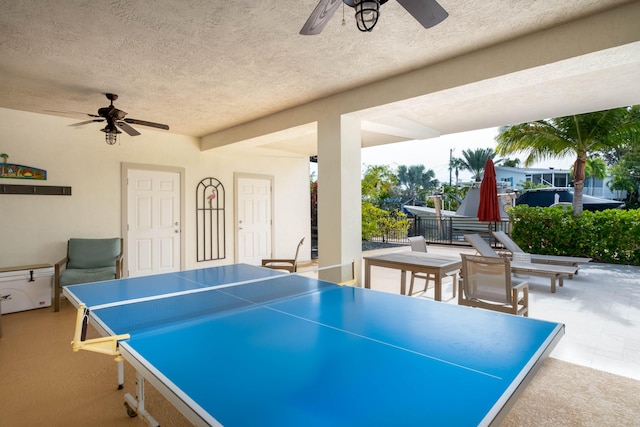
1,153,47,180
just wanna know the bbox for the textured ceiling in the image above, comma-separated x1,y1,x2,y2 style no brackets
0,0,639,151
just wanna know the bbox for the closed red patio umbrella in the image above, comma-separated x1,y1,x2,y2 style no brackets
477,158,501,222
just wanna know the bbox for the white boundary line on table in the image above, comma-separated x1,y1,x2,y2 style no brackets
88,263,348,311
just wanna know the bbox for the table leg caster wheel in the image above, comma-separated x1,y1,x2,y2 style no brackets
124,401,138,418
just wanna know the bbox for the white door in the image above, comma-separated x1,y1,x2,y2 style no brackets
127,169,181,277
236,176,272,265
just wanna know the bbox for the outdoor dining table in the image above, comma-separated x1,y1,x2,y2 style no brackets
363,251,461,301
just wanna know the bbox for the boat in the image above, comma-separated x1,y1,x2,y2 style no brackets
402,188,514,240
402,187,513,220
515,187,624,211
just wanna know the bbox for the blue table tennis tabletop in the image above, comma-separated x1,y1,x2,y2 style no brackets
64,263,564,427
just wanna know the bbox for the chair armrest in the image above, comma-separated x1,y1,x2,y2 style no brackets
116,251,123,279
512,281,529,302
115,257,123,279
512,281,528,290
511,281,529,316
53,256,68,312
55,256,68,269
54,257,68,278
115,238,124,278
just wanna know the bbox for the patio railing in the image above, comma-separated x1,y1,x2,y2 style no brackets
370,217,510,247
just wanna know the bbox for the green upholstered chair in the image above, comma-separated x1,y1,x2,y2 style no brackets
54,238,123,311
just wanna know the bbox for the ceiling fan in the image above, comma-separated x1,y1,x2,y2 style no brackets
300,0,448,35
71,93,170,145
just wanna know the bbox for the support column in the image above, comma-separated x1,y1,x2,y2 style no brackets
317,114,362,284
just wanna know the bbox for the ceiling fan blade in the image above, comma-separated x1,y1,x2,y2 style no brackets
69,119,104,127
45,109,102,118
300,0,343,35
116,121,141,136
396,0,448,29
123,118,170,131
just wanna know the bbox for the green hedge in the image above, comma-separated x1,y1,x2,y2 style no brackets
509,205,640,265
362,201,411,242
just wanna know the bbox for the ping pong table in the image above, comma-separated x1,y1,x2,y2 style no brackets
64,263,564,427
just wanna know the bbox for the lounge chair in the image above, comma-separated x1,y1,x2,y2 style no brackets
464,234,578,293
492,231,591,275
463,234,501,258
459,254,529,317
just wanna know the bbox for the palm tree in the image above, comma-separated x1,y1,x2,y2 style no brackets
1,153,8,176
585,157,607,195
496,106,640,215
396,165,437,200
570,157,607,195
456,148,499,182
448,157,465,187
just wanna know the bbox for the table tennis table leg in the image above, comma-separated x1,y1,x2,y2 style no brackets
124,371,160,426
117,359,124,390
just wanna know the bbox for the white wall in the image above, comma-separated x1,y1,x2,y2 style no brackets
0,108,310,270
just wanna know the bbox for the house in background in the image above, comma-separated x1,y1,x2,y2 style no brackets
495,166,625,200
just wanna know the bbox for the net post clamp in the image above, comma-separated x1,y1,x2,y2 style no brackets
71,303,130,361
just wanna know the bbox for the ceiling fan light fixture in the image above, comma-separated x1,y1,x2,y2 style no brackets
101,123,121,145
354,0,380,32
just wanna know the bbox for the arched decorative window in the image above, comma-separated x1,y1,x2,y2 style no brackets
196,177,225,261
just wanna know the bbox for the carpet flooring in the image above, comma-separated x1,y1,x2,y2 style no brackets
1,301,638,426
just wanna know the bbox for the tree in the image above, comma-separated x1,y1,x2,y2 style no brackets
501,157,521,168
608,149,640,208
455,148,499,182
585,157,607,195
396,164,438,200
569,157,607,195
520,180,550,190
361,164,398,208
448,157,465,187
598,106,640,164
496,106,640,215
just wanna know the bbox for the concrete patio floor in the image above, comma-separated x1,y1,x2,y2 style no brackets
306,244,640,381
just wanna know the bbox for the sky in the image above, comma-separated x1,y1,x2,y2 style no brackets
360,127,575,183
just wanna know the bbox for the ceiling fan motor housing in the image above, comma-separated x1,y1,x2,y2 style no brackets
98,106,126,120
